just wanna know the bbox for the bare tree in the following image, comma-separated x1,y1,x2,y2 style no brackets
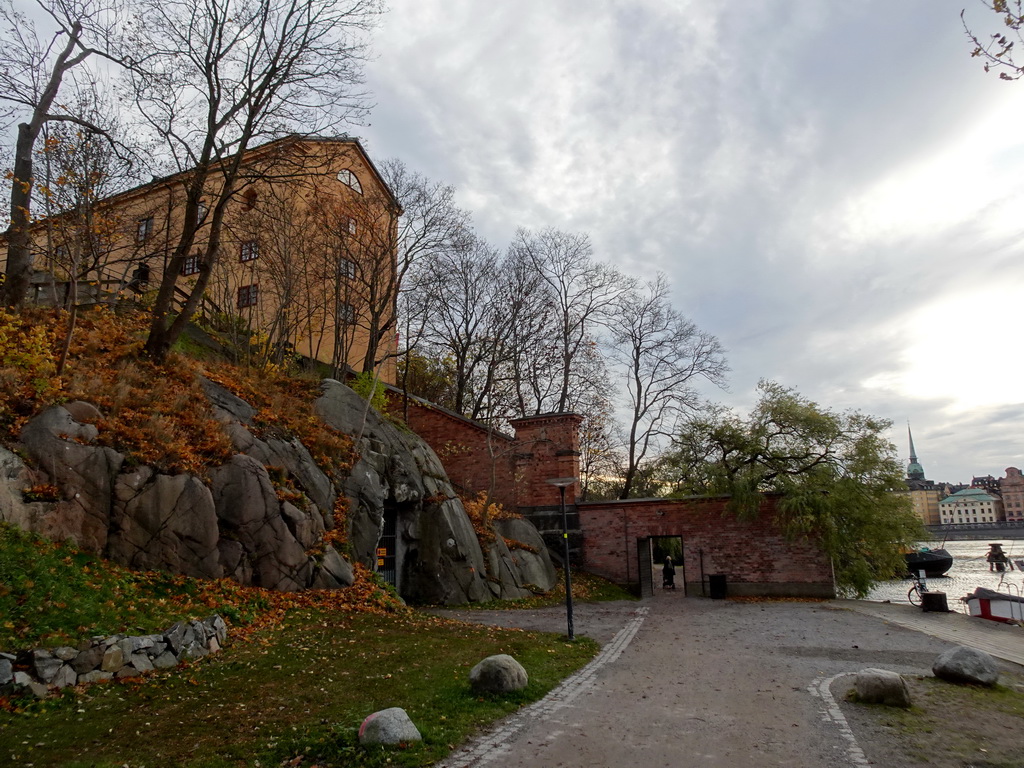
609,273,728,499
127,0,383,363
510,227,633,412
0,0,124,308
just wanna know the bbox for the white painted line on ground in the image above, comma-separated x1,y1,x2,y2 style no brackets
809,674,870,767
435,606,650,768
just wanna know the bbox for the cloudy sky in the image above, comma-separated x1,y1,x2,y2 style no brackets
351,0,1024,484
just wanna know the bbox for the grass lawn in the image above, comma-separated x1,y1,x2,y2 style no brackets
1,607,599,767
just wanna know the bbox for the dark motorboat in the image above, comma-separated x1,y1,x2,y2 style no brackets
904,547,953,577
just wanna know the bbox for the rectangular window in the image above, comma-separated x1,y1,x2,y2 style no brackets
181,254,202,276
338,257,356,279
240,240,259,262
338,302,356,324
196,200,208,225
237,284,259,309
347,217,357,235
136,217,154,243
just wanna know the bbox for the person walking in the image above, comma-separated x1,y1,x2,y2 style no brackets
662,556,676,590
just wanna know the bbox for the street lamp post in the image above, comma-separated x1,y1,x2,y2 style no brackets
546,477,578,640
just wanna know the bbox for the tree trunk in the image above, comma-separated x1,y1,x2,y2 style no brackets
2,123,38,308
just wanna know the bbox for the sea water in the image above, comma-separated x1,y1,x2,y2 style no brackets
864,539,1024,609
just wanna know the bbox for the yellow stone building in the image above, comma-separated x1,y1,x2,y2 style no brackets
1,135,400,382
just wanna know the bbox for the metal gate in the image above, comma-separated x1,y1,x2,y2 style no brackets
637,537,654,598
377,506,397,586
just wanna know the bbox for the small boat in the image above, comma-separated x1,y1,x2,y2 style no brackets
964,586,1024,624
904,547,953,577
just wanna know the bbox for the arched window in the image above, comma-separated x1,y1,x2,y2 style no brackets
337,169,362,194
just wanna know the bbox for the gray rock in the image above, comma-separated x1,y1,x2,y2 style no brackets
315,545,355,588
0,656,12,685
494,518,558,592
71,645,103,674
164,622,187,655
79,670,113,684
203,615,227,645
210,454,310,591
18,406,124,552
933,646,1000,687
852,668,912,708
51,664,77,689
129,653,155,672
62,400,103,423
31,650,63,683
101,646,124,672
358,707,422,745
199,377,257,425
54,646,78,661
469,654,529,694
108,469,223,580
152,651,178,669
12,671,33,687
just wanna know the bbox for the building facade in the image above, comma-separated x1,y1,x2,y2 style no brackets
1000,467,1024,523
904,425,942,526
1,135,399,382
938,487,1004,525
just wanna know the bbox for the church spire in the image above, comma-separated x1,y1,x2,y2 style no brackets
907,422,925,481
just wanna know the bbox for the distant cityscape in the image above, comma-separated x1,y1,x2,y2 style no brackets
904,426,1024,527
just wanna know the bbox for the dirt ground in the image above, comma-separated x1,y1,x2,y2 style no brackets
433,593,1024,768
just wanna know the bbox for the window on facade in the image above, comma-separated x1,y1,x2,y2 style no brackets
338,302,356,324
337,169,362,194
237,284,259,308
137,217,154,242
181,254,202,276
347,217,357,235
338,257,357,279
196,200,209,225
240,240,259,262
241,188,258,211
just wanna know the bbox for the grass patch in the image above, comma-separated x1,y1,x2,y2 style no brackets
0,523,272,650
0,609,598,767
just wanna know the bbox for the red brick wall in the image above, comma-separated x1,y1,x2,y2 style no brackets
396,397,517,507
509,413,582,508
578,495,835,598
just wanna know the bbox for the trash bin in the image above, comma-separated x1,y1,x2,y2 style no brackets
921,591,949,613
709,573,727,600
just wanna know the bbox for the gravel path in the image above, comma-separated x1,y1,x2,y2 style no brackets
431,591,971,768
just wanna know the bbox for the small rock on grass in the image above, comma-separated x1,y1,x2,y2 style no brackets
852,668,912,708
358,707,422,745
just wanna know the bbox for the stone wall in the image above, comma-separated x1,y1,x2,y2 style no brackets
577,495,836,598
0,615,227,698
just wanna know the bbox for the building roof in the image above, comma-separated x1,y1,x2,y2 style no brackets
939,487,999,505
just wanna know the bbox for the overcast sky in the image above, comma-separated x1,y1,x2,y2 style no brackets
351,0,1024,485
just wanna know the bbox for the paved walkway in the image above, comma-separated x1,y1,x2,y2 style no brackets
832,598,1024,666
434,594,1024,768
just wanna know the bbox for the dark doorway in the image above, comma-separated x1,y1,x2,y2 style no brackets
377,506,397,586
650,535,684,595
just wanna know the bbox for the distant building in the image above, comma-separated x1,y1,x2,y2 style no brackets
971,474,1001,494
904,424,941,526
939,487,1004,525
1000,467,1024,523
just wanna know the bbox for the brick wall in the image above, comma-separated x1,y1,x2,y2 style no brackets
394,396,517,507
578,495,835,598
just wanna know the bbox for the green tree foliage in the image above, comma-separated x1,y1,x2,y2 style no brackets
663,381,924,597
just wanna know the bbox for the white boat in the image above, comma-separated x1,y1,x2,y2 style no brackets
964,584,1024,624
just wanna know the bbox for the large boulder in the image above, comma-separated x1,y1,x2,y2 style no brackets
18,406,124,552
358,707,422,745
851,668,912,708
316,379,491,604
933,646,1000,687
210,455,311,590
469,654,529,694
107,468,223,579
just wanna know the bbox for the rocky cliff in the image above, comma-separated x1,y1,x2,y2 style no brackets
0,377,556,604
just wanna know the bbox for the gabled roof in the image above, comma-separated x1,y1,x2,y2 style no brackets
939,487,998,505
